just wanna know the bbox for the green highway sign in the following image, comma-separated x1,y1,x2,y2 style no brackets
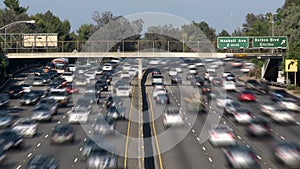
217,37,249,49
252,36,288,49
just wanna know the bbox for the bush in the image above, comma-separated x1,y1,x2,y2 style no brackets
293,89,300,94
286,84,297,90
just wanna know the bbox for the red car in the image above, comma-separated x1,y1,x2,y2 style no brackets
239,90,256,102
66,83,79,94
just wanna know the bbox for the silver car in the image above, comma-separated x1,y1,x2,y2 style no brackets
273,141,300,168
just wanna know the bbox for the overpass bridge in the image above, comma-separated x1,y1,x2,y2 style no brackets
6,52,283,59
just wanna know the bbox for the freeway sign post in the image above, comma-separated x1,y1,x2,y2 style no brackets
252,36,288,49
217,37,249,49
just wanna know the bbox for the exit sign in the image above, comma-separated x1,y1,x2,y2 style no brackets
217,37,249,49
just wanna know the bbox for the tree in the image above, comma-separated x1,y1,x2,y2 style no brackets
3,0,28,15
192,21,216,42
77,24,94,41
218,29,230,36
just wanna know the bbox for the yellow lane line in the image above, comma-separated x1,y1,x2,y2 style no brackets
147,89,164,169
124,82,136,169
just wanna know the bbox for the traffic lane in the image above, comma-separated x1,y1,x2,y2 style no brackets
167,83,280,169
227,89,300,142
147,85,225,169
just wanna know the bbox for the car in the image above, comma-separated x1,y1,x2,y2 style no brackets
0,112,13,128
151,68,162,77
170,75,182,84
105,95,123,109
31,104,54,122
260,102,277,116
0,130,23,150
169,68,178,76
52,77,67,87
223,81,237,91
87,144,117,169
211,77,223,86
270,89,288,102
155,92,170,104
68,106,90,124
107,105,126,120
115,85,131,97
122,63,131,71
129,67,138,77
8,85,24,98
75,76,89,86
40,73,51,83
20,83,32,93
226,73,236,82
19,92,41,106
152,74,164,85
66,82,79,94
61,72,74,82
80,138,99,161
222,71,231,78
0,93,9,107
68,64,77,72
209,124,236,147
163,107,184,129
93,116,115,135
189,67,197,75
12,118,38,137
224,101,243,115
273,141,300,168
233,108,254,124
223,144,261,169
38,97,59,115
201,84,212,93
0,148,6,163
120,71,131,79
26,154,59,169
216,95,233,108
84,71,96,80
32,77,45,86
102,63,113,71
95,80,109,92
48,88,69,107
191,76,205,88
186,73,194,80
239,90,256,102
278,97,300,112
153,86,168,98
12,73,27,81
245,79,268,94
50,124,75,144
269,107,295,124
246,117,272,137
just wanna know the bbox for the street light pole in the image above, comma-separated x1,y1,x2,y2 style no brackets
0,20,35,52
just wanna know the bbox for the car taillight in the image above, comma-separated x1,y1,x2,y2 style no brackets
234,113,240,117
227,131,235,138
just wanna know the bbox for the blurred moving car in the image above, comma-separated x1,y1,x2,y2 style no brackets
93,116,115,135
12,118,38,137
32,77,45,86
19,92,41,106
87,144,117,169
223,144,261,169
48,88,69,107
260,102,277,116
224,101,242,115
270,89,288,102
246,117,272,137
233,108,254,124
155,93,170,105
163,107,184,129
8,85,24,99
226,74,236,82
107,105,126,120
239,90,256,102
273,141,300,168
0,112,13,128
26,154,59,169
269,107,295,124
68,106,90,124
0,93,9,107
216,95,233,108
170,75,182,84
50,124,75,144
38,97,59,115
245,79,268,94
31,104,54,122
223,81,237,91
278,97,300,112
0,130,23,150
20,83,32,93
209,124,236,147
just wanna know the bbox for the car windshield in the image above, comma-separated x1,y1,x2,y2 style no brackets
29,155,51,165
50,91,66,96
166,108,180,115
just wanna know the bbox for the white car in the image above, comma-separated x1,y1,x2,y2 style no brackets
233,109,254,124
278,98,300,112
163,107,184,129
222,71,231,78
128,68,138,77
122,63,131,71
260,102,277,116
102,63,113,71
240,63,255,73
209,124,236,146
68,64,77,72
68,106,90,124
169,68,178,76
270,107,295,123
223,81,237,91
12,118,38,137
120,71,130,79
153,86,167,99
175,67,182,73
20,83,32,93
216,96,233,108
62,72,74,82
115,86,131,97
85,71,96,80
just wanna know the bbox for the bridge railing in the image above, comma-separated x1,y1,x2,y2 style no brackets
0,33,287,54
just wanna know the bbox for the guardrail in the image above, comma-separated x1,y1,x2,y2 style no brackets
0,64,39,91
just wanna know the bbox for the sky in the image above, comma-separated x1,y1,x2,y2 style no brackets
1,0,285,34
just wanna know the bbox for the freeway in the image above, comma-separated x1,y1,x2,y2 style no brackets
0,57,299,169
